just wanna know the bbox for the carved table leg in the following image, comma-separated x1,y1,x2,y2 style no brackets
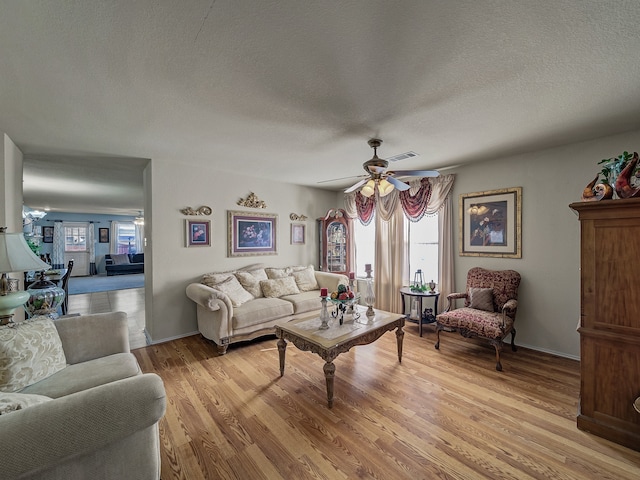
323,361,336,408
277,337,287,377
396,325,404,363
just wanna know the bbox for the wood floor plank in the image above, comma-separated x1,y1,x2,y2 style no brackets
134,330,640,479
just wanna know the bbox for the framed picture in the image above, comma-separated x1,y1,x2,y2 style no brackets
99,228,109,243
42,226,54,243
228,210,277,257
291,223,305,245
185,219,211,247
459,187,522,258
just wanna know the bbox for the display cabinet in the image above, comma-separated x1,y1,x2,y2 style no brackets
318,209,351,275
570,198,640,452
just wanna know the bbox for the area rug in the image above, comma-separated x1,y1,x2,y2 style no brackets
68,274,145,295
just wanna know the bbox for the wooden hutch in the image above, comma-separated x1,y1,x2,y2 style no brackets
317,208,352,276
570,198,640,451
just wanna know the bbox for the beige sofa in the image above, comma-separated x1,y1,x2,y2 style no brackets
0,312,166,480
186,264,348,354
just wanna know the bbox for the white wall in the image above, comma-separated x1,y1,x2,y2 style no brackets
145,159,339,342
1,134,23,231
448,129,640,359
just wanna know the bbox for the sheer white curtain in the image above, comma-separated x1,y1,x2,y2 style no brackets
345,174,455,313
135,224,145,253
88,223,97,275
109,221,121,254
52,222,65,269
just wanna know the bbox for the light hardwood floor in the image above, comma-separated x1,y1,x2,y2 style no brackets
67,287,147,349
132,323,640,480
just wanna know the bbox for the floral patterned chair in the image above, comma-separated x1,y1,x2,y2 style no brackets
435,267,521,371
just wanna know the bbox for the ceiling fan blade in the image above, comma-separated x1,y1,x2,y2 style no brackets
317,174,366,184
386,176,411,191
391,169,440,177
344,178,368,193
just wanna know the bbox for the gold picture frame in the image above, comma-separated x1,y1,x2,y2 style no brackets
228,210,277,257
459,187,522,258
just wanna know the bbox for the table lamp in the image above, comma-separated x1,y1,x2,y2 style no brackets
0,227,50,325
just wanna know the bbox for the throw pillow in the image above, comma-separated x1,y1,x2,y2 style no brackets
110,254,130,265
0,317,67,393
235,269,268,298
213,276,254,307
290,265,319,292
0,392,52,415
260,277,301,298
265,267,290,279
469,287,494,312
202,271,236,288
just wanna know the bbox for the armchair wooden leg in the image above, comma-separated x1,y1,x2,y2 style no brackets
510,328,518,352
434,325,441,350
491,339,503,371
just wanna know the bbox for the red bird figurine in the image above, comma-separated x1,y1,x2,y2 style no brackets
615,152,640,199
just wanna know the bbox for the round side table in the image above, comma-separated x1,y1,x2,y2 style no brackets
399,287,440,337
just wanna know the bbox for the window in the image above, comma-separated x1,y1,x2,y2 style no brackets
409,214,439,284
353,213,439,283
64,225,87,252
115,222,137,254
353,220,375,278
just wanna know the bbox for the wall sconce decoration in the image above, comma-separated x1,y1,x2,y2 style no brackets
289,213,308,221
180,206,212,216
237,192,266,209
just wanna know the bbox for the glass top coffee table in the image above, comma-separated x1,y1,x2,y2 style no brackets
275,305,405,408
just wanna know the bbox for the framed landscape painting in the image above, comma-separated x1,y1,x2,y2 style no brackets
185,219,211,247
459,187,522,258
228,210,277,257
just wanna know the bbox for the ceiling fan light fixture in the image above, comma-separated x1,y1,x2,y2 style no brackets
361,179,376,198
378,178,395,197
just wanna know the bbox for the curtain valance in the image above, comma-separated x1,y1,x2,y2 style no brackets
345,174,455,224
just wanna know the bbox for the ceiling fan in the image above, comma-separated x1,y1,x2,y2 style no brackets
326,139,439,197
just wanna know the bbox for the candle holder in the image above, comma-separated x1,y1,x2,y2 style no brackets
319,296,330,329
364,268,375,319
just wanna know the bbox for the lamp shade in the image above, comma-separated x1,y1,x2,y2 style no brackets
0,229,50,273
378,178,395,197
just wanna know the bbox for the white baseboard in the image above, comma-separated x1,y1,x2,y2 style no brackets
144,329,199,346
517,342,579,361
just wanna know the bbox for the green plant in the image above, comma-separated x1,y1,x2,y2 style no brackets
25,237,40,255
598,151,634,184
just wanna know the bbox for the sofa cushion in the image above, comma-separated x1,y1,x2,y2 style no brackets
0,392,52,415
235,268,268,298
232,298,294,330
469,287,494,312
265,265,307,279
214,276,254,307
19,352,141,398
110,254,130,265
281,290,323,314
290,266,319,292
261,277,300,298
437,307,513,339
0,317,68,393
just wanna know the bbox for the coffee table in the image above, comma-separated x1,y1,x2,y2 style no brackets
275,306,405,408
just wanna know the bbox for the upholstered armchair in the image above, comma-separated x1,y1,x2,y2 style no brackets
435,267,521,371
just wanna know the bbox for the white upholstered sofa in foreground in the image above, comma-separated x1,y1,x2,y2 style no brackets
0,312,166,480
186,264,348,354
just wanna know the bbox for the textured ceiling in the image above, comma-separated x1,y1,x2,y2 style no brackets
2,1,640,214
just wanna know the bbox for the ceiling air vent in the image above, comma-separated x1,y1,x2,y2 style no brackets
387,151,418,162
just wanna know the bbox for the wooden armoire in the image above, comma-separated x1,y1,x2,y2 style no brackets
570,198,640,451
